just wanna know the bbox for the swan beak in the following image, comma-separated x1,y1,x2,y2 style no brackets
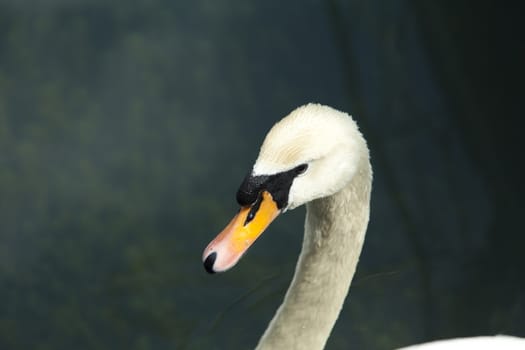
202,191,280,273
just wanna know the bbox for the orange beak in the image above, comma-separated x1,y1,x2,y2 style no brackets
202,191,280,273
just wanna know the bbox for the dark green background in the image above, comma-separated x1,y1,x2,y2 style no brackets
1,0,523,349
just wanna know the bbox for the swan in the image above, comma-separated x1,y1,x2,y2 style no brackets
202,104,524,349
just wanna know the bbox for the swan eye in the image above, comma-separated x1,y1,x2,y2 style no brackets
295,164,308,175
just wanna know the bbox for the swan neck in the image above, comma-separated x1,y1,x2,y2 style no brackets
256,158,371,350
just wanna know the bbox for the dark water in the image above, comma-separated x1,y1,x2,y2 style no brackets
0,1,523,349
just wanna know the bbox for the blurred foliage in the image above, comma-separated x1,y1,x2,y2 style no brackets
0,2,240,349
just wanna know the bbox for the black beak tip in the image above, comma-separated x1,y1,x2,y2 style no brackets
203,252,217,274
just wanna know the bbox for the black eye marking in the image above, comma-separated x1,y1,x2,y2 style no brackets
244,192,263,226
237,163,309,209
295,163,308,175
237,173,269,207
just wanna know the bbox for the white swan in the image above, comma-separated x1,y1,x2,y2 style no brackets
202,104,524,349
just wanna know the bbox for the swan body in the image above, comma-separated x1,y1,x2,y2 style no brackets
399,335,525,349
202,104,524,349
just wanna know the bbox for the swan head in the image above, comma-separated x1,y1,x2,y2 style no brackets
203,103,368,273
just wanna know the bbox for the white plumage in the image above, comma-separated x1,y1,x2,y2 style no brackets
204,104,524,349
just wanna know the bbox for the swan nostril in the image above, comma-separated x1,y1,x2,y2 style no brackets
203,252,217,274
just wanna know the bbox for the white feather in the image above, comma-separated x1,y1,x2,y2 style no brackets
243,104,521,349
